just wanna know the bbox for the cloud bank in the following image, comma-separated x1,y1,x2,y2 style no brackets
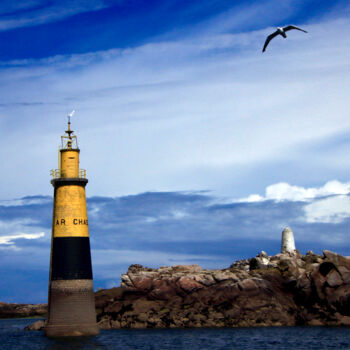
0,232,45,246
1,180,350,302
238,180,350,202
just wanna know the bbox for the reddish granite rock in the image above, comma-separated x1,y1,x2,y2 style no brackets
93,250,350,329
132,276,153,290
177,277,204,292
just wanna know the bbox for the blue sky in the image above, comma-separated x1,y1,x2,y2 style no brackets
1,0,350,302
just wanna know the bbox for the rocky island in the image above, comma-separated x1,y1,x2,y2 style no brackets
95,249,350,329
4,227,350,330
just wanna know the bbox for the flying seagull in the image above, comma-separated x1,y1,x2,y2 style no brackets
262,25,308,52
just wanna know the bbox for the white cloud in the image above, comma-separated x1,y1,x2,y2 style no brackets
236,194,265,203
0,0,112,31
0,197,51,207
233,179,350,224
0,218,38,232
236,180,350,203
0,232,45,245
304,196,350,224
156,210,189,221
266,180,350,202
0,245,21,251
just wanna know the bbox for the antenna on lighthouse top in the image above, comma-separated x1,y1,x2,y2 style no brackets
61,110,78,149
68,110,75,124
67,110,75,134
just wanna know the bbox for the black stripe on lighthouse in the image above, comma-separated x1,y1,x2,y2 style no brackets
51,237,93,280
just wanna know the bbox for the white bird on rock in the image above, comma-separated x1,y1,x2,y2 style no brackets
262,25,308,52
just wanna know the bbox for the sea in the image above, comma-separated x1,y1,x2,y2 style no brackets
2,319,350,350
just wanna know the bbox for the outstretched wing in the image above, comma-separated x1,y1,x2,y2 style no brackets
262,31,279,52
283,25,307,33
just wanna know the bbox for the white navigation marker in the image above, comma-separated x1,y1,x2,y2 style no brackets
281,227,296,253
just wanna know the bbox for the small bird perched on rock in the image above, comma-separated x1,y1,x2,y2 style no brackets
262,25,308,52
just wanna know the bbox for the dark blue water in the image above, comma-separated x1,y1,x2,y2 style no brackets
2,318,350,350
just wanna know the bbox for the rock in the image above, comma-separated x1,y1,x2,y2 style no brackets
111,319,121,328
194,273,216,286
327,284,350,307
104,301,123,314
172,265,202,273
230,259,250,271
149,280,177,300
278,257,301,282
24,320,45,331
308,319,324,326
131,276,153,290
312,269,328,300
130,321,147,329
0,303,47,319
323,250,339,263
303,251,323,265
177,277,204,293
250,257,270,270
212,271,237,282
324,250,350,270
95,287,124,309
258,251,268,258
296,273,312,296
132,299,161,314
337,266,350,284
97,316,111,329
340,316,350,326
137,313,149,322
95,254,350,328
128,264,144,273
121,274,133,287
326,270,343,287
238,279,258,291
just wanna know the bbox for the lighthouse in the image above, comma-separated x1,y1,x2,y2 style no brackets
44,114,99,337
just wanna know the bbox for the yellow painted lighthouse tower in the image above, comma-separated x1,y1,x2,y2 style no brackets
44,115,99,337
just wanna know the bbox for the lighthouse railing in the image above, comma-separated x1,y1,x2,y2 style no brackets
50,169,87,179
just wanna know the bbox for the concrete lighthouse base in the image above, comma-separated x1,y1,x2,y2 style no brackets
44,280,99,337
44,324,99,337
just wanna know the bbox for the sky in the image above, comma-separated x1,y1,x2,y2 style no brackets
1,0,350,303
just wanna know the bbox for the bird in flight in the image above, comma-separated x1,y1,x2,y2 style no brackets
262,25,308,52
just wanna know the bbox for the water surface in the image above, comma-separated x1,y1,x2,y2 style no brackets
1,318,350,349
